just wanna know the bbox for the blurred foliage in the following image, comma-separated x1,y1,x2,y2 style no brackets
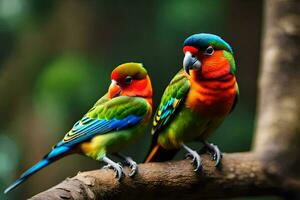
157,0,225,36
0,134,19,180
0,133,19,200
0,0,271,199
34,55,106,130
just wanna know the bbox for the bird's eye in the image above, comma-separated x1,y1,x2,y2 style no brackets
204,46,214,56
125,76,133,84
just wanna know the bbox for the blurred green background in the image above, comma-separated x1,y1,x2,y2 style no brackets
0,0,280,199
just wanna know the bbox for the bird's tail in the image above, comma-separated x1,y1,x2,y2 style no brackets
4,145,71,194
144,144,179,163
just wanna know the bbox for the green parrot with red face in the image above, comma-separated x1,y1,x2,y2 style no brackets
4,63,153,194
144,33,238,170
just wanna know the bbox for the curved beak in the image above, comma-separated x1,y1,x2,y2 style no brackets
108,80,122,98
183,51,201,75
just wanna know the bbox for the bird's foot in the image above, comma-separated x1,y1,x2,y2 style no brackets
182,144,202,172
115,154,138,177
102,156,124,180
102,164,113,170
201,142,222,167
124,157,138,177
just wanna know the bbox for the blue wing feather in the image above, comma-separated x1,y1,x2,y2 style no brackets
57,114,142,147
154,97,178,130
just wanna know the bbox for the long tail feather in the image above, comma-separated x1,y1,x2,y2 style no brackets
4,145,70,194
144,144,179,163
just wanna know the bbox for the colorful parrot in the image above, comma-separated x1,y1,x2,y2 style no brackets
144,33,238,171
4,62,153,194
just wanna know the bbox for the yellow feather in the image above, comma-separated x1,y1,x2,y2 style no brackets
173,99,180,108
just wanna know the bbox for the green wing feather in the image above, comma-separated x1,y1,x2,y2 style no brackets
87,96,149,120
58,96,150,147
93,93,110,107
152,70,190,134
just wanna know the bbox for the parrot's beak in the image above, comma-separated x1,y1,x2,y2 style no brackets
183,51,201,75
108,80,122,98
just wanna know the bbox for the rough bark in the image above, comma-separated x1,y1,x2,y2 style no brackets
253,0,300,192
29,153,280,200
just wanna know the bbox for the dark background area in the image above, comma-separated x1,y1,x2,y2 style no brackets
0,0,278,199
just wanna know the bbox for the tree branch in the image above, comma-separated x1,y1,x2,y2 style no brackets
30,152,280,200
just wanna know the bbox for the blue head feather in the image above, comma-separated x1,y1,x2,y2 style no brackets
184,33,233,54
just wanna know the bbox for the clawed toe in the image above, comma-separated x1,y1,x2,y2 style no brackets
124,157,138,177
182,144,202,172
102,156,124,180
190,151,201,171
128,161,137,177
114,163,124,180
115,154,138,177
202,142,222,167
102,164,112,170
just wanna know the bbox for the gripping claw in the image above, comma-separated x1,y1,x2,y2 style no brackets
202,142,222,167
115,154,138,177
102,156,124,180
182,144,202,172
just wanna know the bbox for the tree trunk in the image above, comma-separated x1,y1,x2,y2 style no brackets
254,0,300,196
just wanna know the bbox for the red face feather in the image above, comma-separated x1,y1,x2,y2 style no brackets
109,64,153,106
111,71,121,81
119,76,152,99
183,47,236,117
195,50,231,80
183,46,198,55
183,46,230,80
